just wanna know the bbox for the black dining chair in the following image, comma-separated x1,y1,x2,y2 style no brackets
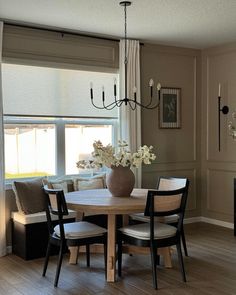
117,186,189,290
130,177,189,256
42,186,107,287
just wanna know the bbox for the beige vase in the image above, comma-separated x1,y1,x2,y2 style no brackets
106,165,135,197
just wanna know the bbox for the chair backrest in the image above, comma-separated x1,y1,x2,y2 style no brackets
43,185,69,240
144,186,189,237
157,176,189,217
157,176,188,191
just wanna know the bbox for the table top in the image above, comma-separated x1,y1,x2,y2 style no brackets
65,188,148,214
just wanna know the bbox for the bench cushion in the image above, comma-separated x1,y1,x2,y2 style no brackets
12,210,77,225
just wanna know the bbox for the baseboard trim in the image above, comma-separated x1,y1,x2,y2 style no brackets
184,217,202,224
185,216,234,229
7,246,12,254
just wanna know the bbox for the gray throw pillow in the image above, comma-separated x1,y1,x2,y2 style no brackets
12,178,46,214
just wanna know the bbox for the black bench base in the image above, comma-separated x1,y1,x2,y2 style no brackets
12,218,75,260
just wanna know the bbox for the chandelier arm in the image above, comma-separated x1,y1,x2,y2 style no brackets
102,99,124,110
91,97,122,110
140,90,160,108
114,96,122,107
91,99,111,110
117,100,124,107
128,100,137,110
130,98,160,110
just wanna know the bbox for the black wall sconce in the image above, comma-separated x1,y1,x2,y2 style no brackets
218,84,229,151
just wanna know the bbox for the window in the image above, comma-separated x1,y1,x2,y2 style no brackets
2,63,118,180
4,117,116,180
4,121,56,179
65,124,113,175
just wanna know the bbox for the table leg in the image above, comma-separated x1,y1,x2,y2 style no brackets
69,246,79,264
107,214,116,282
158,247,172,268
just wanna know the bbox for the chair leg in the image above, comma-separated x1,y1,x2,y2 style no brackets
176,242,186,282
42,242,51,277
54,243,64,287
117,238,122,277
86,244,90,267
155,252,160,265
150,245,158,290
181,228,188,256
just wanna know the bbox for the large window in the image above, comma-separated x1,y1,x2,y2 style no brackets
2,63,118,180
4,117,116,180
4,122,56,179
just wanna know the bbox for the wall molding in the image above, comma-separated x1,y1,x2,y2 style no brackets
185,216,233,229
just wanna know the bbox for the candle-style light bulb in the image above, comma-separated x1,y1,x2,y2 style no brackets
157,83,161,91
90,82,93,89
149,79,154,87
149,79,154,98
218,83,221,97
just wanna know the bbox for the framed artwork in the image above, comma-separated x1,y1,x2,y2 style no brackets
159,87,181,128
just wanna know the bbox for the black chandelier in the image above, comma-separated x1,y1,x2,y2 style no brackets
90,1,161,110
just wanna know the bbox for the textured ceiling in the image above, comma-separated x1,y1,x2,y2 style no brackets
1,0,236,49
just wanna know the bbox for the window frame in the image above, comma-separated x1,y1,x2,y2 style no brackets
4,116,117,183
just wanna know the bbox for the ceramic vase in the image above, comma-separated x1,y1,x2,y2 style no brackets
106,165,135,197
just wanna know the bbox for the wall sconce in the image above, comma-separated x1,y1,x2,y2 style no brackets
218,84,229,151
228,111,236,140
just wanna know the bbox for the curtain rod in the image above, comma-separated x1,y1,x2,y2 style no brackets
2,20,144,45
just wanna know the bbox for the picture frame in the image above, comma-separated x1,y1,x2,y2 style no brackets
159,87,181,128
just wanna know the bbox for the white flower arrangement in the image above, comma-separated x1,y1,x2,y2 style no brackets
76,160,97,170
89,140,156,169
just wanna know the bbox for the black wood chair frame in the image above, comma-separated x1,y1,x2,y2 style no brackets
157,176,189,256
42,186,107,287
118,185,189,290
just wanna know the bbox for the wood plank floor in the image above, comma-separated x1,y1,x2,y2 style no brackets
1,222,236,294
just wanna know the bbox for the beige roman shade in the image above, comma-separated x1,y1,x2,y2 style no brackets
2,24,119,70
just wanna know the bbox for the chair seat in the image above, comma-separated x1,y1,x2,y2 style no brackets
54,221,107,239
119,222,177,240
130,213,179,224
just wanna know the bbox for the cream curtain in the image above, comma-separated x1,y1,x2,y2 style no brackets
0,21,6,257
119,39,142,187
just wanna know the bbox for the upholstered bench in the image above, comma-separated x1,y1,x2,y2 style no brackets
11,173,107,260
12,210,77,260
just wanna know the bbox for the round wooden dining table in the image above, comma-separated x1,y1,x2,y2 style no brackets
65,188,172,282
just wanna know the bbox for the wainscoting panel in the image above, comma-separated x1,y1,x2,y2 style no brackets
206,168,234,216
